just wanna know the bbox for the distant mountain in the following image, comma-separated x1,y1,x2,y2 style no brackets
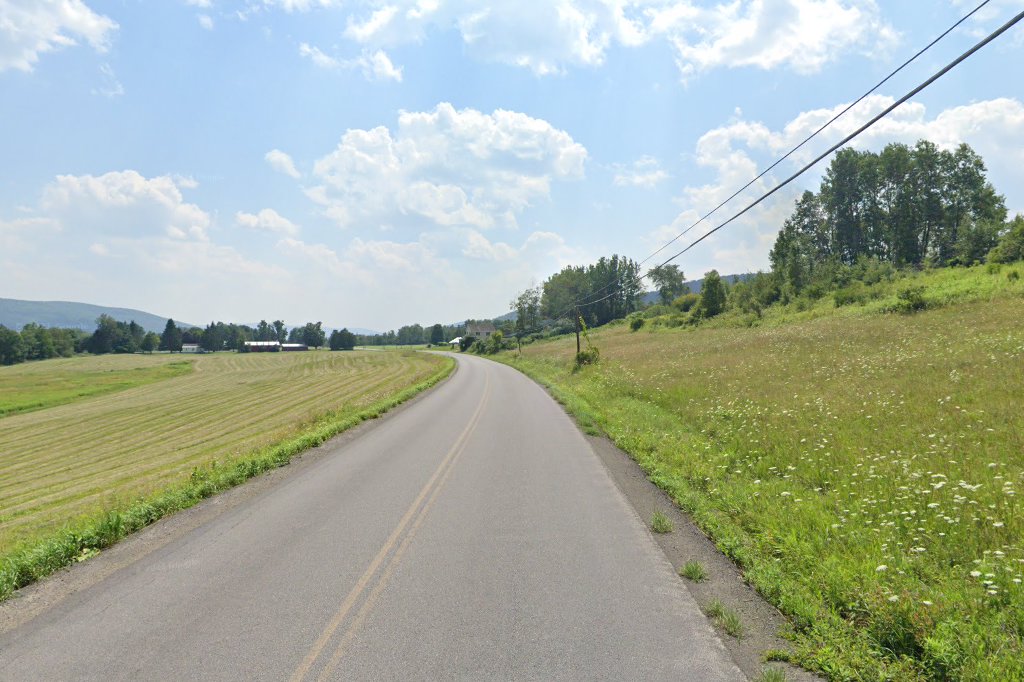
0,298,192,333
641,272,755,305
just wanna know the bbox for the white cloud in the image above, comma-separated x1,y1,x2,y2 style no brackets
650,95,1024,276
646,0,898,79
91,62,123,97
299,43,403,81
265,149,301,178
184,0,212,7
613,155,669,188
303,102,586,231
236,208,300,235
41,170,211,241
280,1,898,78
261,0,341,12
0,0,118,72
198,14,214,30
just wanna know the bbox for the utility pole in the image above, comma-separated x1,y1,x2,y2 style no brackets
574,306,581,355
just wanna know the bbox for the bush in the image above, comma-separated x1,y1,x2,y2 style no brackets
834,281,870,307
573,347,599,369
1009,270,1021,282
629,315,644,331
672,293,700,313
892,285,928,314
988,214,1024,264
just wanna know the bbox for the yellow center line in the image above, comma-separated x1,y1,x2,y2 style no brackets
289,370,491,682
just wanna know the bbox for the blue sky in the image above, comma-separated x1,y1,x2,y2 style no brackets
1,0,1022,331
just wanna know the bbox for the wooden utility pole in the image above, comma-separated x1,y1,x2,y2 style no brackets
574,307,581,355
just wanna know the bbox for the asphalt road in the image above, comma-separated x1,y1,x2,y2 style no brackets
0,353,744,681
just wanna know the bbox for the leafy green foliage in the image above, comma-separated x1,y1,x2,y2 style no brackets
697,270,727,318
329,328,357,350
648,263,687,304
988,214,1024,264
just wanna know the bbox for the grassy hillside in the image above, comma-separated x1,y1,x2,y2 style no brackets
498,264,1024,680
0,350,450,561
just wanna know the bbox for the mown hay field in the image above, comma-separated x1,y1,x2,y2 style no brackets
504,291,1024,680
0,350,447,554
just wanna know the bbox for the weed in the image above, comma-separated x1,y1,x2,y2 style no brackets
650,510,674,534
1009,270,1020,282
754,667,787,682
680,560,708,582
706,598,744,638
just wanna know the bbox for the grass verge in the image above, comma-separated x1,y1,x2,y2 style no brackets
0,355,453,602
492,269,1024,680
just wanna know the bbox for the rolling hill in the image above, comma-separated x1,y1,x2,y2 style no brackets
0,298,191,333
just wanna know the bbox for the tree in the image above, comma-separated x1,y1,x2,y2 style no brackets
511,286,541,350
160,319,182,352
0,325,25,365
330,328,357,350
648,264,687,304
988,215,1024,264
273,320,287,343
141,332,159,353
429,323,444,345
698,270,727,318
301,322,326,348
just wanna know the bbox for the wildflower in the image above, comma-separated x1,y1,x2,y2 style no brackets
887,595,899,603
970,570,982,577
993,521,1004,528
876,565,888,572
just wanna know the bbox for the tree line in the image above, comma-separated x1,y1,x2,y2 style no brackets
770,140,1007,294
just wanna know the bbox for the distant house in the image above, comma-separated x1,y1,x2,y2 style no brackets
181,343,200,353
466,322,496,338
244,341,281,352
281,343,308,351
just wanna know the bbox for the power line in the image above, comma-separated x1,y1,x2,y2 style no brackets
560,0,999,319
522,3,1023,335
655,5,1024,269
639,0,994,269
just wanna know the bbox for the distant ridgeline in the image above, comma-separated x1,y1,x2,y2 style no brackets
0,298,185,333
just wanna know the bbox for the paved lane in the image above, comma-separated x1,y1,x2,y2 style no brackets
0,353,743,681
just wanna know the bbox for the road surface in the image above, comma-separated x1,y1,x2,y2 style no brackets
0,353,744,681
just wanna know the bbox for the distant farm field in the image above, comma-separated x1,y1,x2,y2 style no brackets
502,289,1024,680
0,350,448,555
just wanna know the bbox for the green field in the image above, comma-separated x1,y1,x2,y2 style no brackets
501,269,1024,680
0,350,449,556
0,354,193,417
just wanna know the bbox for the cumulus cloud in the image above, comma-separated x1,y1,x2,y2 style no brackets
198,14,214,30
303,102,587,230
0,0,119,72
276,1,898,78
613,156,669,188
236,208,300,235
265,149,301,178
41,170,212,241
299,43,403,81
651,95,1024,276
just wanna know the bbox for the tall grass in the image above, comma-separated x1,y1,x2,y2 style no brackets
499,267,1024,680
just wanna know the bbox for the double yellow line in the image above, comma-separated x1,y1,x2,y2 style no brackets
290,372,491,682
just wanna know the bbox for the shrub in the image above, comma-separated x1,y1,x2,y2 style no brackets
573,347,600,369
629,315,645,331
834,281,870,307
893,285,928,314
988,214,1024,264
672,292,700,313
1009,270,1021,282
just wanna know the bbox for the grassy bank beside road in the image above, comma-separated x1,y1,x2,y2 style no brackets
498,287,1023,680
0,350,452,570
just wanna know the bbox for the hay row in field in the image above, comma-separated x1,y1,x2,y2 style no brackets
0,350,444,553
